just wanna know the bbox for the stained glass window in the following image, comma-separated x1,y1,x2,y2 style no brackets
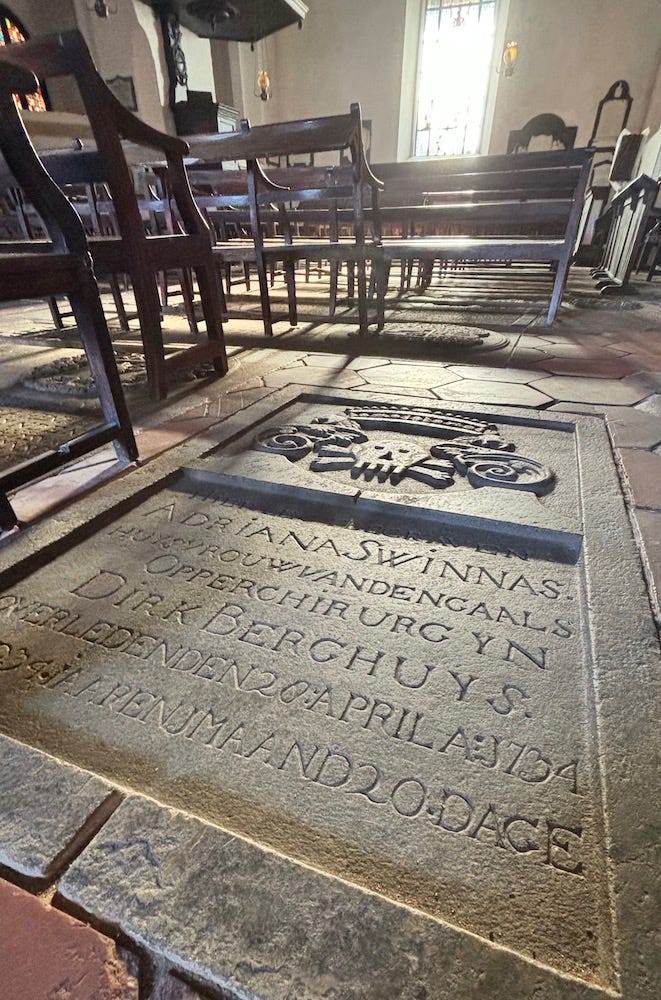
0,7,48,112
414,0,496,157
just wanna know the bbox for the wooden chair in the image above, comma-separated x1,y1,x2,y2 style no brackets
183,104,384,335
0,29,228,399
507,114,578,154
0,61,137,531
185,162,297,334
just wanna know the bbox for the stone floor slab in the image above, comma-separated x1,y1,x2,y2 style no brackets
0,736,118,879
263,366,366,389
0,386,658,998
54,796,615,1000
547,404,661,449
531,375,650,405
152,972,207,1000
635,393,661,417
0,878,138,1000
619,449,661,509
634,509,661,612
432,378,551,406
362,362,459,389
446,364,551,383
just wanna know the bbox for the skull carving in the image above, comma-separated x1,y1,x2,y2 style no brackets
350,441,432,484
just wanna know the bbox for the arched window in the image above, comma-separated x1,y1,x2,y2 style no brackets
0,5,48,112
414,0,497,157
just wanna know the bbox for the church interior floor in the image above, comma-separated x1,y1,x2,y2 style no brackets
1,266,660,624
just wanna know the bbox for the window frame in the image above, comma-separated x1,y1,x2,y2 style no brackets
397,0,510,161
0,4,51,112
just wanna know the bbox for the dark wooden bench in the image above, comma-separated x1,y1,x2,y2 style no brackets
369,148,594,323
591,174,661,291
0,30,228,400
0,61,136,531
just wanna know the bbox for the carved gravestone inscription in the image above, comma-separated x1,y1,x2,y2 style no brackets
0,392,658,999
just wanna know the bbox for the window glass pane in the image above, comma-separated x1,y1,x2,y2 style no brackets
415,0,496,157
0,9,47,112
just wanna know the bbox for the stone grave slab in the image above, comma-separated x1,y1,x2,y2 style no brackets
0,387,658,999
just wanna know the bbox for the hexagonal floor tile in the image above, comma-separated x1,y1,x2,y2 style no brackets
531,375,651,405
538,357,638,378
620,449,661,509
302,353,353,368
547,402,661,449
636,393,661,417
363,363,458,389
263,366,366,389
446,364,551,384
344,357,394,371
432,379,551,407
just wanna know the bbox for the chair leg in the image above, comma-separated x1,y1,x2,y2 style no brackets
109,275,129,330
69,270,137,462
194,262,229,375
243,263,251,290
356,259,368,335
130,266,169,400
284,260,298,326
0,491,18,532
254,252,274,337
329,260,339,316
48,296,64,329
181,267,199,337
372,255,386,331
347,261,355,304
547,258,568,324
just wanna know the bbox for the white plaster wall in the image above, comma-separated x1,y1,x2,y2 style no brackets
179,22,216,97
488,0,661,154
8,0,661,162
73,0,171,132
230,0,407,162
228,0,661,164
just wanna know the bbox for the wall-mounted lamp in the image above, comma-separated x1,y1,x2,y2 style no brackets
87,0,118,18
256,68,270,101
502,40,518,77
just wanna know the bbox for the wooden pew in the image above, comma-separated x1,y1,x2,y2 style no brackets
0,61,136,531
0,30,228,400
369,148,594,323
591,174,661,291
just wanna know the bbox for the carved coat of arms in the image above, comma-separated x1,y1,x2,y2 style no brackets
254,404,555,496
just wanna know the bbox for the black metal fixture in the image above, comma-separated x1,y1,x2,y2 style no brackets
139,1,307,42
87,0,118,17
185,0,238,33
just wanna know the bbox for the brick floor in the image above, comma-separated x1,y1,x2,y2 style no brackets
0,879,138,1000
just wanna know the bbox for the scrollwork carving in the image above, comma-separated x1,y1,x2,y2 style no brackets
252,404,556,496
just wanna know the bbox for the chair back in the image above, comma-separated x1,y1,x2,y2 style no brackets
0,58,89,255
0,30,198,257
507,114,578,154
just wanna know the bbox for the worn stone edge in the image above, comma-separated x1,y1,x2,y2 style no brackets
57,793,616,1000
0,732,121,880
574,415,661,999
